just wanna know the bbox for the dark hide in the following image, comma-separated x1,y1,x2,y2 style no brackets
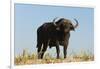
36,18,78,59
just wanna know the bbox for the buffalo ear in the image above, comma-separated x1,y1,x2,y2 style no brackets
53,23,60,30
70,26,75,31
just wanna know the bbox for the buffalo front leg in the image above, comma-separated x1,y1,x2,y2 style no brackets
63,41,68,58
56,45,60,59
56,41,60,59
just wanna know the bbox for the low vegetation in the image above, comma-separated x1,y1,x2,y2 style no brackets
14,49,94,65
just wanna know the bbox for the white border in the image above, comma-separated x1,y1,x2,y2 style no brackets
14,0,95,8
11,0,95,69
11,0,14,69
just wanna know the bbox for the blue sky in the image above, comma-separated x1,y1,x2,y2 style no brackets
14,3,94,57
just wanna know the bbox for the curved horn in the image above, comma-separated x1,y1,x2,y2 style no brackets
74,18,79,28
53,17,59,26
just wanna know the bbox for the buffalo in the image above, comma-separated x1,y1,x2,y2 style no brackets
36,17,78,59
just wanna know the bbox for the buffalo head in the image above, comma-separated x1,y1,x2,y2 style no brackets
52,17,78,33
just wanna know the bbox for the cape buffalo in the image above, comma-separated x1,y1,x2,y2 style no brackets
36,17,78,59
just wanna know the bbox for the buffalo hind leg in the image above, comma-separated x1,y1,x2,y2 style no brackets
41,41,48,59
37,42,42,59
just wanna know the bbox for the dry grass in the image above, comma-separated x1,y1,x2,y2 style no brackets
14,49,94,65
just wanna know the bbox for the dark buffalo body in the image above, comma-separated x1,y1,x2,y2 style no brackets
36,18,78,59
